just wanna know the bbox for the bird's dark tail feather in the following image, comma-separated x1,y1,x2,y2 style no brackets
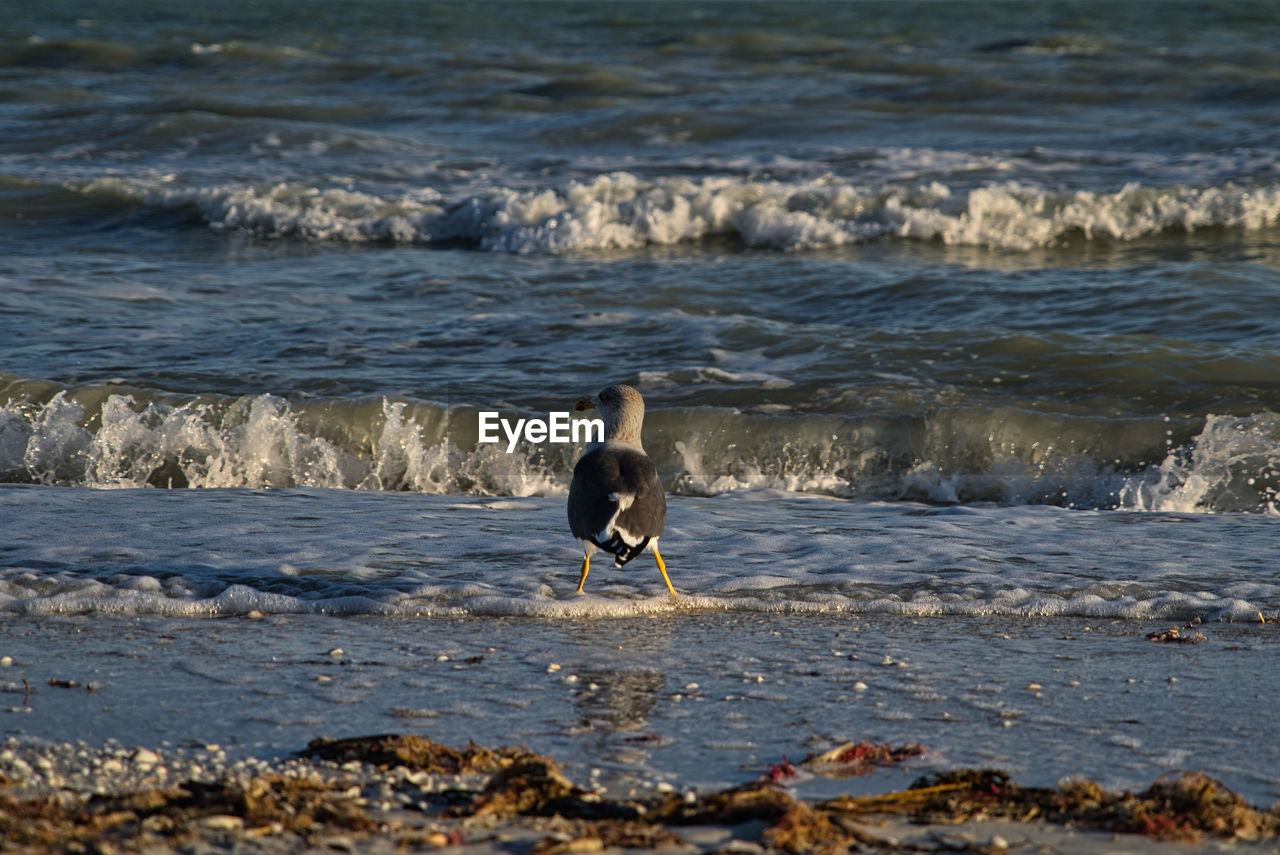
590,534,650,567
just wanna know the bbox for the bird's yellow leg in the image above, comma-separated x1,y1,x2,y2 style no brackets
575,553,591,593
653,547,677,597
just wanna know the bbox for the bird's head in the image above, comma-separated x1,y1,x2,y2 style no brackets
576,384,645,445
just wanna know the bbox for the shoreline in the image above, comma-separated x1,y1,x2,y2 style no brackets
3,611,1279,810
2,733,1276,855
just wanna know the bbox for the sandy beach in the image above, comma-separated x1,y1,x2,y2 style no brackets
6,2,1280,852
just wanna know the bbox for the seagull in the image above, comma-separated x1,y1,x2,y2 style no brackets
567,384,676,596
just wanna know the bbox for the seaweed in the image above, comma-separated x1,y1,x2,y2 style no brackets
801,741,926,778
653,780,798,826
1145,623,1208,644
823,768,1280,844
303,733,530,775
529,819,683,855
0,773,380,852
2,735,1278,854
761,757,801,784
464,756,589,819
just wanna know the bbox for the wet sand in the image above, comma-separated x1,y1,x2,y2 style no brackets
3,613,1278,807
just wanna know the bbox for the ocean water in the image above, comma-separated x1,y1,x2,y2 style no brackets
2,0,1280,807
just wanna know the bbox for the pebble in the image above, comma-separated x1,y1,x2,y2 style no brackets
683,828,731,846
328,647,344,659
6,756,32,776
132,748,160,768
321,834,355,852
853,681,869,692
200,814,245,832
0,656,13,667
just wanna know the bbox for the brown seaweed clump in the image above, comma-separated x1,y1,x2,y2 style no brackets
465,756,583,819
304,733,530,775
823,768,1280,844
528,819,684,855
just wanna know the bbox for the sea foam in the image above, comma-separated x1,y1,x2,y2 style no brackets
1,488,1275,622
71,169,1280,253
4,387,1280,514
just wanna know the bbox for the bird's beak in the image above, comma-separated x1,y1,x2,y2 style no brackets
574,396,596,412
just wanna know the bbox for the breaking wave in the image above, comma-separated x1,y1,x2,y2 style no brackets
3,381,1279,514
68,170,1280,253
